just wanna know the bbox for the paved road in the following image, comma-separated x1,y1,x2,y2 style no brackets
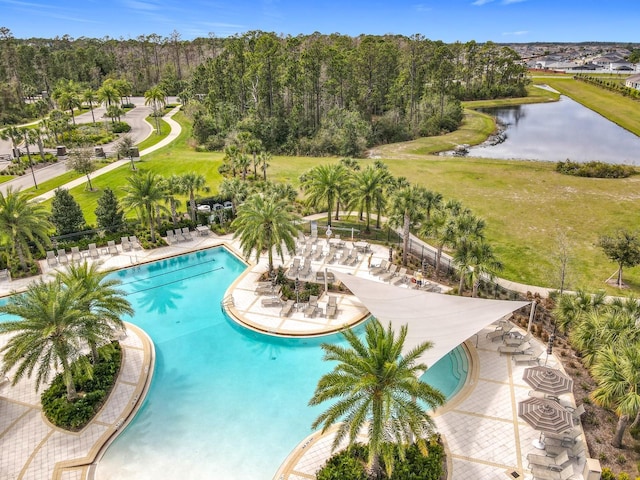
0,97,177,194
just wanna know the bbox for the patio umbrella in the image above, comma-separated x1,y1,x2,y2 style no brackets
518,397,574,449
523,366,574,396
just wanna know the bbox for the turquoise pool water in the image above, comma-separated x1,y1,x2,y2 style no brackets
1,247,468,479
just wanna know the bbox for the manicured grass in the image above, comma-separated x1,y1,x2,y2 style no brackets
462,85,560,109
38,101,640,294
533,77,640,136
137,117,170,151
0,176,14,184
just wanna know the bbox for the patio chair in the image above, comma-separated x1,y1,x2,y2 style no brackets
503,332,532,347
545,443,585,462
530,464,574,480
313,246,324,261
528,390,560,402
46,250,58,267
0,375,10,388
527,449,570,470
298,258,312,278
512,348,543,365
166,230,176,244
486,323,513,341
289,258,301,275
174,229,185,242
379,264,399,282
340,249,355,265
325,247,337,264
498,341,532,355
304,295,319,317
57,248,69,264
129,236,142,249
121,236,133,252
393,273,410,286
280,300,295,317
370,259,390,276
0,269,11,282
316,271,335,283
568,403,585,424
182,227,193,240
70,246,82,262
261,297,283,307
107,240,118,255
255,284,281,296
326,296,337,318
88,243,100,259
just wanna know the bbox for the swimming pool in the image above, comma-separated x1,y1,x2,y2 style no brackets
13,247,467,480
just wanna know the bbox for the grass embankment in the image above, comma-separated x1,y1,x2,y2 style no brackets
43,97,640,294
533,77,640,136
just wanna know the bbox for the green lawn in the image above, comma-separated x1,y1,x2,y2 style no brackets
533,77,640,136
137,117,170,151
36,95,640,294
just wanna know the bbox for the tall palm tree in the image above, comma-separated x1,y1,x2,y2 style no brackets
0,278,87,401
82,88,97,124
419,207,457,278
453,239,503,297
423,190,443,223
258,151,271,181
97,84,119,107
162,174,185,226
552,289,607,334
180,173,209,221
144,85,167,134
0,126,21,159
235,153,251,181
591,344,640,448
0,187,52,271
57,261,134,363
122,171,166,243
569,310,606,368
52,80,81,125
231,193,299,274
309,320,445,478
351,166,387,233
300,164,348,227
389,184,427,266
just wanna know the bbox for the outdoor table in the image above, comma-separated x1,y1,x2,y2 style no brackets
196,225,210,236
354,241,370,252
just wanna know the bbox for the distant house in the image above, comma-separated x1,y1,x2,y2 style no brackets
609,61,635,71
625,74,640,90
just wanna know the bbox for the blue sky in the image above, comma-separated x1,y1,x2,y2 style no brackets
1,0,638,43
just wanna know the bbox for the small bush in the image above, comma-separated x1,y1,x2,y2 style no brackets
556,159,636,178
41,342,121,431
111,121,132,133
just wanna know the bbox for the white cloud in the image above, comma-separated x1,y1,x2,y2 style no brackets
503,0,526,4
121,0,161,11
502,30,529,35
472,0,495,5
414,3,432,11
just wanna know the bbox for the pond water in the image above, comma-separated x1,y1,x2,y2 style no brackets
466,95,640,164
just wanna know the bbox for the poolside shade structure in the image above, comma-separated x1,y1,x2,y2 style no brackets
518,397,574,449
332,271,529,368
523,366,574,396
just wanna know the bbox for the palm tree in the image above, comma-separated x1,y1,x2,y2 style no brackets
0,125,21,159
419,207,457,279
389,185,427,266
219,177,249,216
423,190,443,223
300,164,348,227
569,310,606,368
0,278,87,401
231,193,299,274
180,173,209,221
0,187,52,271
351,166,387,234
57,261,134,363
591,344,640,448
453,239,503,297
223,145,240,177
552,289,606,334
52,80,81,125
122,171,167,243
258,151,271,181
82,89,97,124
162,174,185,226
97,83,119,107
144,85,167,134
309,320,445,478
235,153,251,181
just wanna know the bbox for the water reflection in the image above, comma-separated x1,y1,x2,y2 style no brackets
466,96,640,164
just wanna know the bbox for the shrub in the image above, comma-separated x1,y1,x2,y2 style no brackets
111,121,132,133
316,444,368,480
41,342,121,431
556,160,636,178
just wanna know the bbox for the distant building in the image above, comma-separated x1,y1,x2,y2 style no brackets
625,74,640,90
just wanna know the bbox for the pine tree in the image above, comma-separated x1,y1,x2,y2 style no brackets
95,187,125,233
50,188,86,235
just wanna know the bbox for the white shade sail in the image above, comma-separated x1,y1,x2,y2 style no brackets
333,271,530,367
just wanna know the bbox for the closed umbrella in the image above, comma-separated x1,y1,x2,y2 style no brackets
523,366,574,396
518,397,574,449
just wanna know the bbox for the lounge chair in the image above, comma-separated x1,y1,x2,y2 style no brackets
386,267,406,283
527,449,570,470
107,240,118,255
545,443,584,461
313,246,324,261
129,236,142,249
513,348,543,365
255,284,281,296
316,271,336,283
568,403,585,424
121,237,133,252
545,428,582,444
340,249,355,265
71,246,82,262
498,341,532,355
370,259,390,276
261,297,283,307
173,228,185,242
528,390,560,402
325,247,337,264
57,248,69,264
0,375,10,388
182,227,193,240
530,464,574,480
486,323,513,341
280,300,295,317
326,296,337,318
304,295,319,317
288,258,301,276
503,332,532,347
166,230,176,244
393,273,410,286
0,269,10,282
88,243,100,259
46,250,58,267
298,258,312,278
379,264,398,282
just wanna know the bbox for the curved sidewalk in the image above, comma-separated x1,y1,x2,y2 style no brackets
0,323,154,480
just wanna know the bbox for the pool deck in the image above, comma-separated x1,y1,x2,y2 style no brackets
0,233,589,480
